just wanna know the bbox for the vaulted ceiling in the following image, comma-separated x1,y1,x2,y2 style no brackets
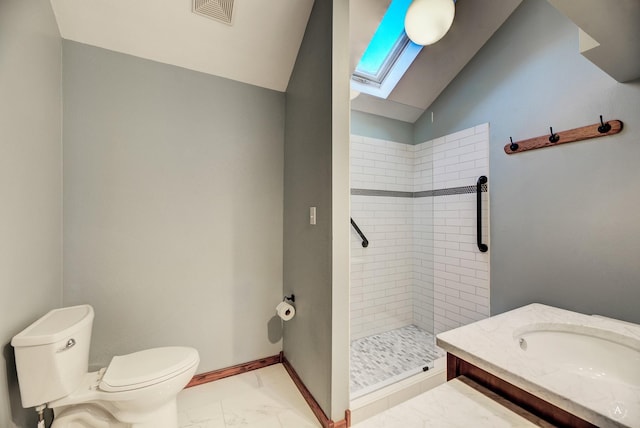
49,0,315,92
49,0,519,122
49,0,640,124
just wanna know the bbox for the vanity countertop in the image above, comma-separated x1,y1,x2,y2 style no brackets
437,303,640,428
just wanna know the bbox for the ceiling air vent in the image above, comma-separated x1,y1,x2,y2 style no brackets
192,0,234,25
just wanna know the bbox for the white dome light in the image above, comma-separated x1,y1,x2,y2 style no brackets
404,0,455,46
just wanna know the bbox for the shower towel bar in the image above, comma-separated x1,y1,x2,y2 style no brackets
350,218,369,248
476,176,488,253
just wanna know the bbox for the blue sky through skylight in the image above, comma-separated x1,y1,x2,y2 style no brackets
356,0,413,76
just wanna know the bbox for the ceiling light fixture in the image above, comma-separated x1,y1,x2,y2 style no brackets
404,0,455,46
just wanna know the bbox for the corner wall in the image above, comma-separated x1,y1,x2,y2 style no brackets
62,41,285,373
0,0,63,426
414,0,640,323
283,0,350,420
283,0,334,415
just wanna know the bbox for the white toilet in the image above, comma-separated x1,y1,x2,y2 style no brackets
11,304,199,428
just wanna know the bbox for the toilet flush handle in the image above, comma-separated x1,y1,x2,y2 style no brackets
57,338,76,353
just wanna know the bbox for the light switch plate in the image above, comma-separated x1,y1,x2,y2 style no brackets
310,207,316,225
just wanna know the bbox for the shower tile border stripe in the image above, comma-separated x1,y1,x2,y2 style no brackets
350,189,414,198
351,183,487,198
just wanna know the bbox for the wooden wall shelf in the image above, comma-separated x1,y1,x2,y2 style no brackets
504,118,623,155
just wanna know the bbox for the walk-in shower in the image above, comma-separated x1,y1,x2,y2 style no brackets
349,123,490,400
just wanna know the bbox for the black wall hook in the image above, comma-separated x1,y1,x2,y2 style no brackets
509,137,519,151
548,127,559,143
598,115,612,133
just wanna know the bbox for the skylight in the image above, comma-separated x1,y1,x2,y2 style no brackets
351,0,423,99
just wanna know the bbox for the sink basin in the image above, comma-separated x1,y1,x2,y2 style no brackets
514,323,640,387
438,305,640,427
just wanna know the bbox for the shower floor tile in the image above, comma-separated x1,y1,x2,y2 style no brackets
350,325,444,398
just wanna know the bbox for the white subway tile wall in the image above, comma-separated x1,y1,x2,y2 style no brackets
350,124,490,340
412,196,434,333
431,124,490,334
350,135,417,339
351,194,415,339
413,137,435,334
351,135,415,192
432,192,490,334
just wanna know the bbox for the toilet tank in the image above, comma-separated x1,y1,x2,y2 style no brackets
11,305,94,408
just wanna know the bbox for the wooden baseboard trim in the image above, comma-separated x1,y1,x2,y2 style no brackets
186,353,282,388
330,411,350,428
185,352,350,427
281,355,350,428
281,355,330,427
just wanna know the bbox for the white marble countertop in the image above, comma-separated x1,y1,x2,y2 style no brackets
436,303,640,428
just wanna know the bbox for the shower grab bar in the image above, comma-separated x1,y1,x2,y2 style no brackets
350,218,369,248
476,176,488,253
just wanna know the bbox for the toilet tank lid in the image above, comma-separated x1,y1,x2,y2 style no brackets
11,305,94,347
100,347,199,392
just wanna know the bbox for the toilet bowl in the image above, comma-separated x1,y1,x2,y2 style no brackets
11,305,199,428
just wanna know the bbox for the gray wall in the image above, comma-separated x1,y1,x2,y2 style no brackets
283,0,334,417
63,41,285,372
351,110,414,145
0,0,63,426
414,0,640,323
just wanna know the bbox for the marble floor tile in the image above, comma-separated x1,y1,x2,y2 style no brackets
178,364,321,428
352,377,554,428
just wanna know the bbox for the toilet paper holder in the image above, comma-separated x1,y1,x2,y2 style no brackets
283,294,295,303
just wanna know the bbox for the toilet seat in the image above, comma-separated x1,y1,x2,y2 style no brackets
100,347,199,393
